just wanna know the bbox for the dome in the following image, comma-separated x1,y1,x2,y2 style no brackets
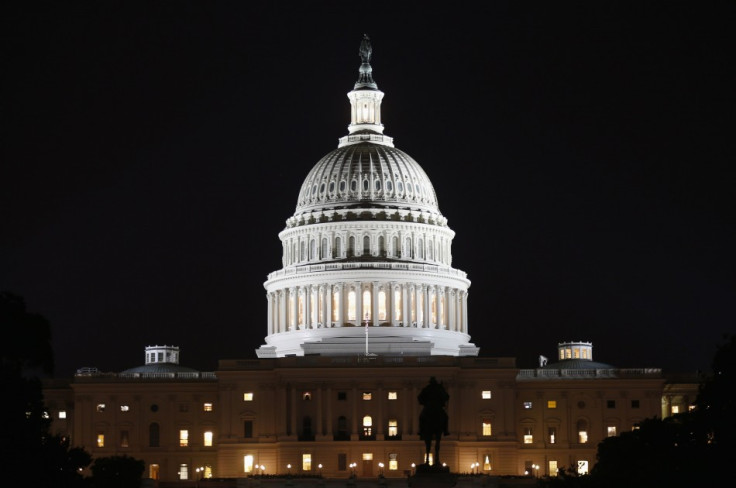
295,142,440,216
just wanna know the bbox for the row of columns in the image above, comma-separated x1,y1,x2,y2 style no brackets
267,282,468,335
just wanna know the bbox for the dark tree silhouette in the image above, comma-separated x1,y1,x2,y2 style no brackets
90,455,145,488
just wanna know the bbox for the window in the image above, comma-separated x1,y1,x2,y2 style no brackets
482,420,492,436
362,415,373,437
671,405,680,414
149,423,160,447
120,405,130,412
150,464,159,480
179,464,189,480
523,401,533,409
120,430,129,448
338,391,347,401
548,426,556,444
523,427,533,444
631,400,640,408
577,460,589,475
96,403,106,412
362,453,373,461
204,431,213,447
179,429,189,447
607,400,616,408
482,390,492,399
362,392,372,400
303,392,312,401
388,391,398,400
338,453,347,471
203,402,213,412
388,419,398,437
96,433,105,447
244,455,254,473
607,426,617,437
577,420,588,443
549,460,558,477
389,453,398,471
42,410,49,419
547,400,557,409
302,454,312,471
244,420,254,438
59,411,67,419
179,404,189,413
243,393,254,401
483,454,491,471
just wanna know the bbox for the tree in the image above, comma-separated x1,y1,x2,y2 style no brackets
90,455,145,488
1,292,91,488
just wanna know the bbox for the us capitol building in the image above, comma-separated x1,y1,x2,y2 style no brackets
43,37,696,485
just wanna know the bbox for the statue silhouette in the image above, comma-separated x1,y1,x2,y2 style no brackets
418,377,449,466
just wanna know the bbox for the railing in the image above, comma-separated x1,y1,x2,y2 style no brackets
75,371,217,381
517,368,662,379
267,262,466,280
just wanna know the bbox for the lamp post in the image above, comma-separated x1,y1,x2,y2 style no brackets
378,462,384,476
287,464,292,475
411,463,416,475
318,464,323,477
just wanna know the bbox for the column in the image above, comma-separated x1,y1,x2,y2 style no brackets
372,282,379,326
326,386,333,436
402,284,409,327
391,283,398,327
316,385,323,435
290,387,297,437
303,286,311,330
290,287,297,331
325,285,333,328
462,291,469,333
355,282,362,326
448,289,455,331
267,292,274,334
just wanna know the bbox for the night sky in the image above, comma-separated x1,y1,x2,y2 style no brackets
3,1,734,378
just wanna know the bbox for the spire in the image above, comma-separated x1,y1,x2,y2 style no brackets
355,34,378,90
339,35,393,147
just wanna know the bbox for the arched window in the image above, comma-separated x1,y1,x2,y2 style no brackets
348,236,355,257
334,236,342,258
363,235,370,255
149,423,160,447
392,236,399,257
300,241,306,261
378,235,385,257
310,239,317,260
378,290,387,321
417,238,424,259
405,237,412,258
362,289,371,322
321,238,328,259
347,290,356,321
302,416,313,440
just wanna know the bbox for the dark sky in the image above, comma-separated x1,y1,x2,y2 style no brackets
3,1,734,378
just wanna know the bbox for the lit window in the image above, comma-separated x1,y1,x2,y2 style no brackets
96,403,106,412
362,453,373,461
243,393,254,401
203,466,212,479
42,411,49,419
97,433,105,447
179,464,189,480
607,426,617,437
303,392,312,401
523,427,533,444
578,430,588,443
688,405,696,412
389,453,398,471
120,430,129,448
482,420,492,436
483,454,491,471
548,426,556,444
577,460,588,475
549,460,558,477
59,411,67,419
204,431,213,447
363,392,372,400
302,454,312,471
388,391,398,400
523,401,532,409
482,390,491,399
120,405,130,412
244,455,254,473
203,402,213,412
150,464,159,480
547,400,557,409
388,419,398,437
363,415,373,436
671,405,680,414
565,348,572,359
180,429,189,447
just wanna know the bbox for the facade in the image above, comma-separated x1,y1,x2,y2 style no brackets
42,38,697,484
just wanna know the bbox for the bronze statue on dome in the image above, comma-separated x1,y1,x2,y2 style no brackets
359,34,372,63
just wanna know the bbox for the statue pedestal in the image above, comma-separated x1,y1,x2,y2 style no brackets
409,464,457,487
